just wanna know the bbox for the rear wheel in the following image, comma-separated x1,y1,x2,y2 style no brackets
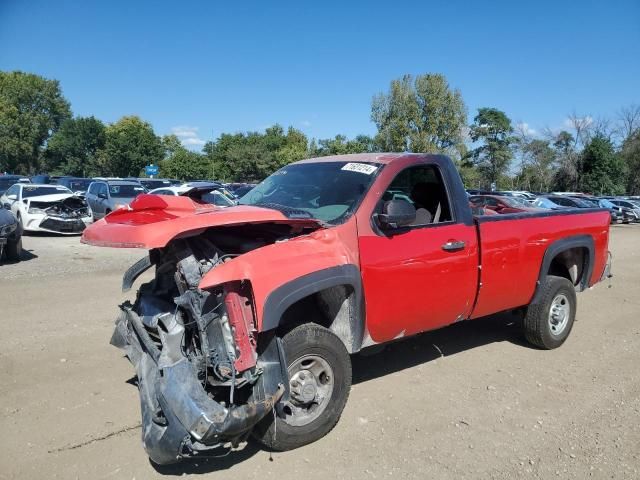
523,275,576,349
253,323,351,451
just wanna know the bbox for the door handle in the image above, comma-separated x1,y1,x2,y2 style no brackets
442,240,466,252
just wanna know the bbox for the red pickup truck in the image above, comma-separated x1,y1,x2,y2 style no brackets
82,153,611,465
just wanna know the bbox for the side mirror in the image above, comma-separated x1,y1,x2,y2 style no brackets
376,199,416,229
3,203,11,210
98,192,107,199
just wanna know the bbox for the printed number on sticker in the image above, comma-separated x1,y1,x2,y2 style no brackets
341,163,378,175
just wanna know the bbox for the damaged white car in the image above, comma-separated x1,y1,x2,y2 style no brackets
0,184,93,234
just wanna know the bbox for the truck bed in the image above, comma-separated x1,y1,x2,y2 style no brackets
471,208,610,319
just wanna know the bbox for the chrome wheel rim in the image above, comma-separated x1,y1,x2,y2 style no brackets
548,293,570,336
282,354,334,427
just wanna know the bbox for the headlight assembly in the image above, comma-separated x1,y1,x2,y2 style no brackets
0,223,17,236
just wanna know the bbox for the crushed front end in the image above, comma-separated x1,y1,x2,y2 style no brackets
112,236,287,465
26,196,92,234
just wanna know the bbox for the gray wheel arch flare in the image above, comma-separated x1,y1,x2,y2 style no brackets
261,264,365,353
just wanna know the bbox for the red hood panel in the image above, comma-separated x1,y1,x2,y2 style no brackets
81,194,321,249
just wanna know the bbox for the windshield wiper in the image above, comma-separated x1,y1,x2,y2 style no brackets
252,202,329,226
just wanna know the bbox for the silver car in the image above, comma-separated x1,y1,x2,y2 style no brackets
85,180,146,219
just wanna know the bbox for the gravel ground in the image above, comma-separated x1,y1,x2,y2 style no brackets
0,225,639,479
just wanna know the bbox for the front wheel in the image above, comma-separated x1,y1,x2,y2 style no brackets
253,323,352,451
523,275,576,349
5,236,22,261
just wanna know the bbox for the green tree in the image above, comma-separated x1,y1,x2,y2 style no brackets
371,73,467,157
101,116,163,177
160,148,212,180
521,139,556,192
309,134,376,157
621,129,640,194
161,134,183,158
203,125,308,182
551,130,580,190
468,108,515,188
580,135,627,195
44,116,106,176
0,71,71,174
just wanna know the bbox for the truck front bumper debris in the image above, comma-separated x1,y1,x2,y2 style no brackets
111,305,284,465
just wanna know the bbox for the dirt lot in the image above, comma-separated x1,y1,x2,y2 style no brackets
1,226,639,479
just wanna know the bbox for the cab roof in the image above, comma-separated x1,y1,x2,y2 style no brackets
293,152,442,166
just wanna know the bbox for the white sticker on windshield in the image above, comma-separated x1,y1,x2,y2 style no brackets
341,163,378,175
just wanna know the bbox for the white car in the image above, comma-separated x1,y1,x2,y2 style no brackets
148,182,237,207
0,184,93,234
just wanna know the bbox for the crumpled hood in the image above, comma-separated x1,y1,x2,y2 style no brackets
81,193,323,248
24,193,75,204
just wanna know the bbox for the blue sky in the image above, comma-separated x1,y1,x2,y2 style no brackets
1,0,638,149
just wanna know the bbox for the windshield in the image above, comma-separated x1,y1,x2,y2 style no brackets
68,179,92,192
577,197,599,207
140,179,171,190
501,196,530,207
571,197,593,208
202,190,236,207
109,184,145,198
22,185,71,198
239,161,381,223
535,198,559,208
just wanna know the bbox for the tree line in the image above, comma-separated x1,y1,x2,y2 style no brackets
1,70,638,194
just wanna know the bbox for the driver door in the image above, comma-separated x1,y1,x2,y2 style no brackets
358,164,479,343
93,183,108,218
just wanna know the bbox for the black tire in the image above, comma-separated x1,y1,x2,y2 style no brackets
5,236,22,261
253,323,351,451
523,275,576,349
16,212,23,230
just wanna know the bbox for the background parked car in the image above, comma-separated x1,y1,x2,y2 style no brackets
535,195,593,209
56,177,94,197
0,206,22,261
126,178,173,191
568,196,620,224
468,194,542,214
608,199,640,222
532,196,567,209
500,190,537,201
149,182,237,207
0,184,93,234
225,182,257,198
85,180,146,219
0,175,31,195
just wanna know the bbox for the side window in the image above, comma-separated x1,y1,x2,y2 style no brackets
381,165,453,226
555,197,570,206
154,189,172,195
88,183,97,195
484,197,499,207
98,183,108,197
